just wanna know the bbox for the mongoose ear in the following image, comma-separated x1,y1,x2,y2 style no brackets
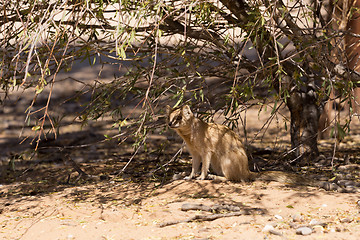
165,105,172,115
182,105,193,118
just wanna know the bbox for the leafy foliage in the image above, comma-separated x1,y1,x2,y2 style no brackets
0,0,358,153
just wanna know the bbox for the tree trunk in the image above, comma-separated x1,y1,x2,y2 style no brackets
286,84,321,161
346,0,360,114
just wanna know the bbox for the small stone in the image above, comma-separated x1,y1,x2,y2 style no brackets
262,224,275,232
172,173,184,180
319,182,339,191
67,234,75,240
313,225,324,234
269,229,283,236
340,217,352,223
344,180,355,187
337,180,349,187
309,219,324,226
296,227,313,235
274,214,283,220
291,213,303,222
346,185,356,190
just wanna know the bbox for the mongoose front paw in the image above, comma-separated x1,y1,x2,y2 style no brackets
196,175,206,180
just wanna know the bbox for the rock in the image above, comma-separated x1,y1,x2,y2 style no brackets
262,224,275,232
309,219,326,226
340,217,352,223
313,225,324,234
345,185,357,193
67,234,75,240
296,227,313,235
309,219,327,227
269,230,283,236
274,214,283,220
337,180,355,188
319,182,340,191
262,224,282,236
172,173,184,180
291,213,303,222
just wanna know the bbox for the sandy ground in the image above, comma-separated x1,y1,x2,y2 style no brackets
0,179,359,240
1,62,360,240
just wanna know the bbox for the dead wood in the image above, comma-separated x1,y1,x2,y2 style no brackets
181,203,241,213
159,211,248,227
159,203,265,227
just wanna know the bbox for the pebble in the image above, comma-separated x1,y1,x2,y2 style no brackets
313,225,324,234
296,227,313,235
291,213,303,222
262,224,282,236
345,186,357,193
274,214,283,220
67,234,75,240
262,224,275,232
337,180,355,188
309,219,325,226
319,182,340,191
340,217,352,223
172,173,184,180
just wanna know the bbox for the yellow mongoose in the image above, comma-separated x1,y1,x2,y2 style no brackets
166,105,327,188
166,105,254,181
165,105,348,193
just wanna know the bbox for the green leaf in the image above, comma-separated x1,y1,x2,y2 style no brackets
35,85,44,94
271,101,277,115
104,134,112,140
32,125,41,131
117,44,126,59
336,123,346,141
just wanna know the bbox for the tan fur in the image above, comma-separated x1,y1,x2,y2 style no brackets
165,105,323,187
166,105,254,182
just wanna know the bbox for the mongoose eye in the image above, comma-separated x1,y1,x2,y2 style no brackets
177,116,182,121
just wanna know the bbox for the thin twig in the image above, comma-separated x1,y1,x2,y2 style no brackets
150,146,183,174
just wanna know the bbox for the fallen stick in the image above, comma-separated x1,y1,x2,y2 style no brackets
181,203,241,212
159,207,265,227
159,210,248,227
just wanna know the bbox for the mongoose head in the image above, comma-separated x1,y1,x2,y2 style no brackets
166,105,194,129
